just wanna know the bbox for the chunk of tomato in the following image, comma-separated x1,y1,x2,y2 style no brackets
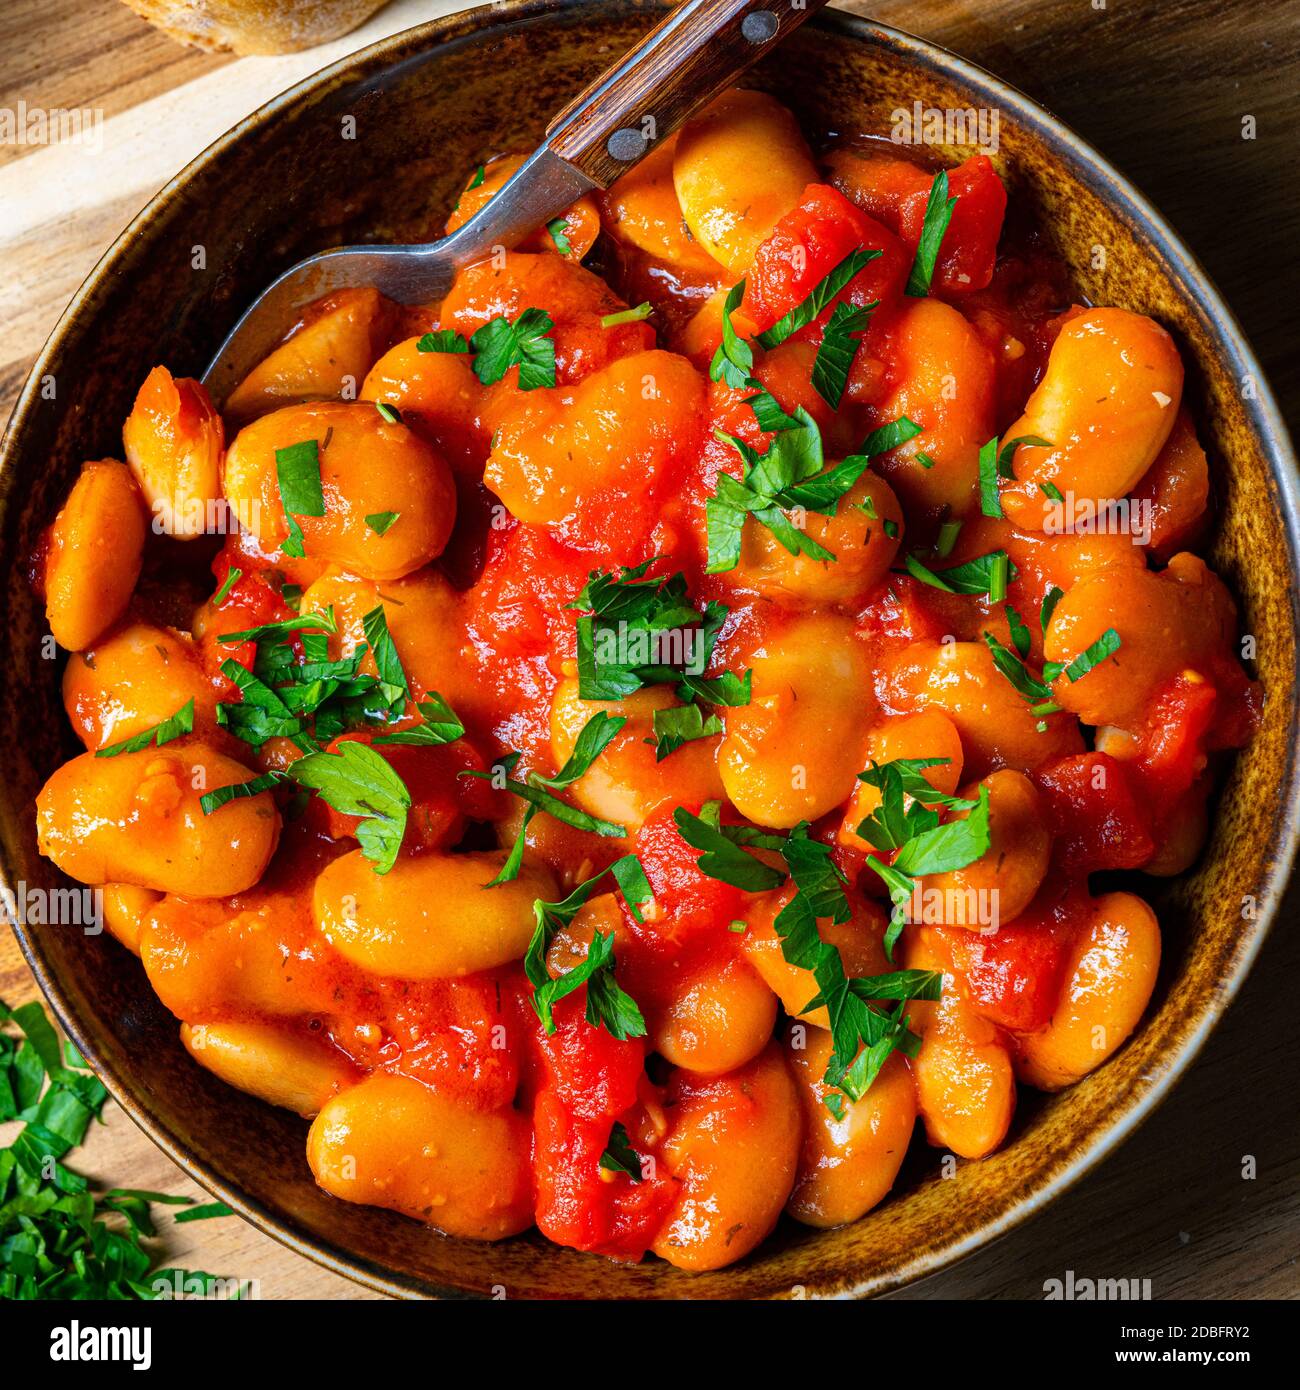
632,803,746,941
1034,752,1155,873
742,183,910,341
939,894,1080,1034
897,155,1007,294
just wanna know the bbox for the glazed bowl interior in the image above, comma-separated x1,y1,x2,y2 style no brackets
2,0,1297,1299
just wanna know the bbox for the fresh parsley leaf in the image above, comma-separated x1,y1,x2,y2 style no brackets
600,301,653,328
757,248,881,349
1005,603,1033,658
199,770,286,815
979,433,1053,517
373,693,465,747
671,806,786,892
217,608,338,647
465,723,627,885
172,1201,235,1224
998,434,1053,479
545,712,626,789
903,548,1016,596
524,861,648,1038
709,280,755,390
212,568,241,607
1040,584,1065,635
0,998,243,1299
360,606,409,697
599,1122,644,1181
470,308,556,390
609,854,654,924
569,562,740,703
95,699,194,758
364,510,399,535
547,217,572,254
810,300,875,409
274,438,325,559
1044,627,1122,683
860,415,923,457
416,329,470,354
651,703,723,760
904,169,957,297
981,631,1057,711
288,741,411,874
708,409,872,573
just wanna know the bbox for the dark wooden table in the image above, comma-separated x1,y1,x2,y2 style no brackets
1,0,1296,1299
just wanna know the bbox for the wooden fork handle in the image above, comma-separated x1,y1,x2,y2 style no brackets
545,0,831,188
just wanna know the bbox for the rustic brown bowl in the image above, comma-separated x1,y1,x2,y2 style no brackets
3,0,1297,1300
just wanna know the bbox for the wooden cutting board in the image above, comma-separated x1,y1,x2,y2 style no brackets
2,0,1297,1301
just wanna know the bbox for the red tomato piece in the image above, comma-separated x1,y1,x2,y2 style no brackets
200,555,292,687
632,803,746,941
1034,752,1156,873
742,183,910,341
939,892,1080,1034
1132,676,1218,805
526,999,675,1260
351,972,519,1112
898,155,1007,295
465,521,595,664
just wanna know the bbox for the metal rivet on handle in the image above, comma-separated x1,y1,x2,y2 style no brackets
741,11,778,44
607,127,648,162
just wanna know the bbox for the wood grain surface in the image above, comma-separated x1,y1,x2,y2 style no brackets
1,0,1296,1301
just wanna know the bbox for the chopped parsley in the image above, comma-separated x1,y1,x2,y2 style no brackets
274,438,325,559
290,740,411,874
373,693,465,747
978,434,1052,518
463,716,628,886
598,1122,644,1181
651,703,723,761
1040,584,1065,634
416,329,470,355
810,300,876,409
212,567,242,607
860,415,923,458
600,301,653,328
756,248,881,349
855,758,993,957
95,699,194,758
1005,603,1033,658
670,805,944,1109
903,548,1016,597
213,605,406,752
547,217,572,254
705,408,921,573
470,308,556,390
1044,627,1122,683
523,859,650,1038
567,559,749,709
904,169,958,298
0,998,243,1299
364,511,400,535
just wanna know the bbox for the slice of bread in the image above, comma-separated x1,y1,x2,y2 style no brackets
120,0,391,55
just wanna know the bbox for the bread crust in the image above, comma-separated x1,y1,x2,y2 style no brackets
120,0,390,55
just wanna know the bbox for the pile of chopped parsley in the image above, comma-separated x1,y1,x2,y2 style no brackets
1,998,238,1300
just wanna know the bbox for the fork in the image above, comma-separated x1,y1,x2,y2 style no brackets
202,0,830,402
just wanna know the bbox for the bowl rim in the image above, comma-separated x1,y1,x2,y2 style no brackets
4,0,1299,1301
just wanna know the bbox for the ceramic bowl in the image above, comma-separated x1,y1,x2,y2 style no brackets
2,0,1297,1299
